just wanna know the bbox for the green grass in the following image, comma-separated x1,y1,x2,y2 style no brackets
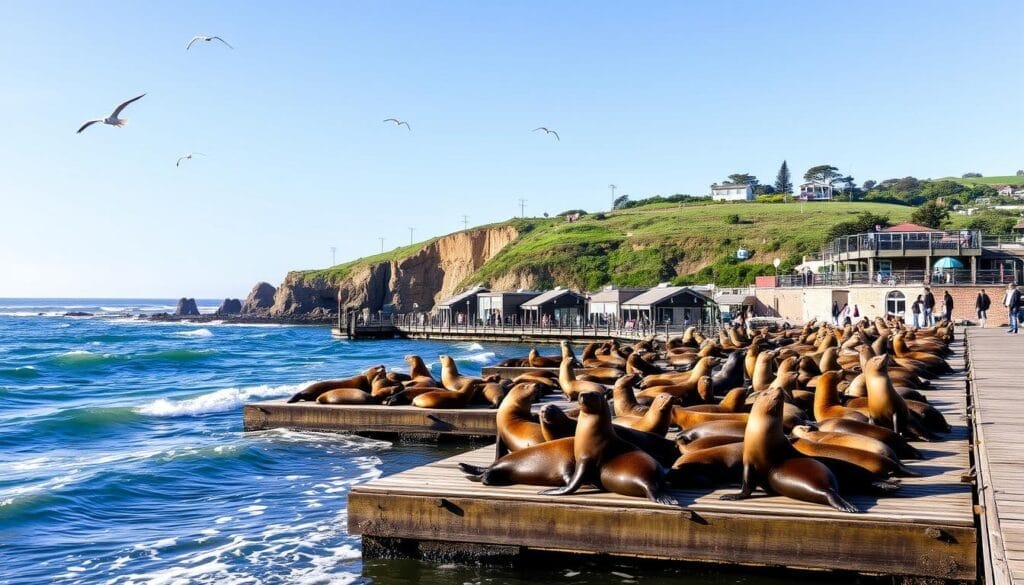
940,175,1024,186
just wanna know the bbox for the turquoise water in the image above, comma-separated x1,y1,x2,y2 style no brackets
0,300,863,585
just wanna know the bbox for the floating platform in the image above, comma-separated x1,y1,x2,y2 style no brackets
242,394,574,438
347,340,976,582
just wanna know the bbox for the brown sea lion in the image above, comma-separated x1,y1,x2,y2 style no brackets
864,354,935,441
790,425,900,461
494,383,545,458
412,377,484,409
316,387,381,405
613,393,675,436
538,403,678,466
676,434,743,454
541,392,674,504
287,365,385,403
459,437,576,487
813,370,869,423
677,419,747,443
558,356,606,401
669,442,744,486
577,367,626,384
791,438,919,477
817,418,924,460
439,355,483,392
528,348,561,368
626,352,665,376
405,355,440,388
671,408,748,430
720,388,858,512
750,350,777,393
612,374,648,417
684,386,749,414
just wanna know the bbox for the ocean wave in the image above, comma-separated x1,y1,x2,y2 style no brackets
247,428,392,451
135,383,302,418
455,351,496,365
0,365,40,379
49,350,121,366
174,328,214,338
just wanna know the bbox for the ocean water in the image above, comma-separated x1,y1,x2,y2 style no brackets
0,300,863,585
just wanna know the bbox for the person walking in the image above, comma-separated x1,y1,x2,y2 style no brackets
1005,283,1021,334
976,289,991,328
911,295,923,328
838,302,850,326
923,287,936,326
831,300,840,326
943,291,954,324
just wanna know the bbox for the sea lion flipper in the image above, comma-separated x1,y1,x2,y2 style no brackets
458,463,486,481
826,491,859,513
720,463,754,501
541,458,588,496
495,438,509,461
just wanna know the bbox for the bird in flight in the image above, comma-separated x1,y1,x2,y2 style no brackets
383,118,411,131
532,127,560,141
186,35,233,50
176,152,206,167
76,94,146,134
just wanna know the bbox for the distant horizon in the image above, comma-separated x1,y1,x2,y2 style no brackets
3,1,1021,298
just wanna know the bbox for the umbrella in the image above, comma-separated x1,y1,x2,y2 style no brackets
933,257,964,270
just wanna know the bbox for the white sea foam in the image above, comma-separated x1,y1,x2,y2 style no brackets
458,351,496,364
174,328,214,338
135,383,301,418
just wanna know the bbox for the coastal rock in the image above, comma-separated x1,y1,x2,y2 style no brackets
215,298,243,316
174,298,201,317
267,225,521,320
241,282,277,314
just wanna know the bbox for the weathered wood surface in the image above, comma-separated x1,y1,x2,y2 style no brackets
968,327,1024,585
243,394,574,436
348,337,975,580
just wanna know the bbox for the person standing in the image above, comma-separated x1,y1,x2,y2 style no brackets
911,295,923,328
831,300,840,326
923,287,936,326
942,291,954,323
1005,284,1021,334
976,289,991,328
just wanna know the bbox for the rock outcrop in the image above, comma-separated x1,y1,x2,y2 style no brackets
215,298,243,316
265,225,521,320
174,298,201,316
241,282,277,315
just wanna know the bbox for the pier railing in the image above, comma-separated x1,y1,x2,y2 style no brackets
776,268,1014,288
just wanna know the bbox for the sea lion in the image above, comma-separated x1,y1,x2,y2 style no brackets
405,355,440,388
538,403,678,466
287,365,385,403
791,438,919,477
637,373,713,406
541,392,674,504
790,425,900,461
671,408,748,430
720,388,858,512
479,380,508,408
459,437,576,487
676,434,743,454
558,356,606,401
677,419,747,443
412,377,484,409
640,356,720,389
813,370,869,423
612,374,648,417
528,348,561,368
626,352,665,376
613,393,675,436
751,350,777,393
439,355,483,392
712,350,747,394
684,386,750,413
669,442,745,486
863,354,935,441
817,418,924,460
494,383,546,458
577,367,626,384
316,387,381,405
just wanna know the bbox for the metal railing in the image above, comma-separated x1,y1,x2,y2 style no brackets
823,230,982,260
775,268,1015,288
388,312,721,340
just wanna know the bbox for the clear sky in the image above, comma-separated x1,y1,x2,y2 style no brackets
1,0,1021,298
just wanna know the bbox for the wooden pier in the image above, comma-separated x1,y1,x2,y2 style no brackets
967,327,1024,585
347,337,976,581
243,394,574,438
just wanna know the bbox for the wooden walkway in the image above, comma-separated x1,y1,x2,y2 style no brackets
967,327,1024,584
348,338,976,581
243,394,574,438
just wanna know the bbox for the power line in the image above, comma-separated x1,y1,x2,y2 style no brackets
408,227,415,245
462,215,469,231
378,237,385,254
518,198,527,218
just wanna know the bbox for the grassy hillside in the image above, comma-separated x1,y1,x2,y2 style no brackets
942,175,1024,186
466,201,916,290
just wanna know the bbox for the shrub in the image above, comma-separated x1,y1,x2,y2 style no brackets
725,214,740,225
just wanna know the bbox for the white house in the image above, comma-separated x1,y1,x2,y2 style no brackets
798,181,834,201
710,182,754,201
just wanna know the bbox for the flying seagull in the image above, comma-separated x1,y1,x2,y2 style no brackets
532,127,560,141
186,35,233,50
176,152,206,167
383,118,411,131
76,94,146,134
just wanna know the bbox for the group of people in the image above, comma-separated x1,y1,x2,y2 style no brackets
830,301,860,326
909,287,951,328
973,283,1024,333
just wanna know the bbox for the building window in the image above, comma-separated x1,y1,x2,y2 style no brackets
885,291,905,316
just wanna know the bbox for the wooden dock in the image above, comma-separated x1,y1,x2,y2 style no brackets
348,338,976,581
243,394,574,438
967,327,1024,584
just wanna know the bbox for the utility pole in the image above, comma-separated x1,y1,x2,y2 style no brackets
330,246,336,266
378,237,385,254
518,198,527,218
462,215,469,231
609,184,617,210
408,227,414,245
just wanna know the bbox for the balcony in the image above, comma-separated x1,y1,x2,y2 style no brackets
774,268,1013,288
823,230,982,263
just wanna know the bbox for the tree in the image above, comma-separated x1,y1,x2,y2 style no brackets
612,195,630,209
824,212,891,242
910,201,949,229
862,180,877,191
727,173,758,187
962,172,983,178
774,160,793,194
754,184,776,195
1017,170,1024,177
803,164,842,184
838,176,857,201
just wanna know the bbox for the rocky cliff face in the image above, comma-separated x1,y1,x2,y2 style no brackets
264,225,522,319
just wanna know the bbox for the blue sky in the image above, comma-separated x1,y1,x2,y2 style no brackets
1,0,1021,298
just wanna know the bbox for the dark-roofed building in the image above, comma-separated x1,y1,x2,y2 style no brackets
587,286,646,326
620,284,717,328
476,290,539,325
436,286,488,326
521,287,586,326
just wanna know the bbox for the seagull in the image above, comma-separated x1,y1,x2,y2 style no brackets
383,118,411,131
532,127,560,141
186,35,233,50
76,94,146,134
176,152,206,167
